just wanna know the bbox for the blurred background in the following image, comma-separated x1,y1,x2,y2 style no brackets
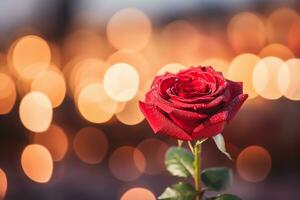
0,0,300,199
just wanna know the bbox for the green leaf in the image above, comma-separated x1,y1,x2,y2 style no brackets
165,147,194,178
158,182,197,200
201,167,233,191
208,194,242,200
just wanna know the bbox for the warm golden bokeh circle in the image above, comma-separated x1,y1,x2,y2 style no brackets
31,69,66,107
33,124,68,162
107,8,152,50
259,43,295,60
253,57,289,100
136,138,168,175
0,73,17,115
15,76,32,97
0,169,7,200
120,187,156,200
19,91,53,132
21,144,53,183
116,92,144,125
281,58,300,100
77,82,117,123
103,63,139,102
105,49,151,88
109,146,145,181
228,53,260,99
10,35,51,80
73,127,108,164
227,12,266,53
237,145,272,182
69,58,104,97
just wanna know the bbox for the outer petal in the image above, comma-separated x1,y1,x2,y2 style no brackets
225,93,248,121
191,111,228,139
139,101,192,141
145,91,208,133
191,94,248,139
227,80,243,98
168,110,207,134
146,90,208,119
151,72,175,89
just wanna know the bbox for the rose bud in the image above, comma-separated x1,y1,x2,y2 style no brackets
139,66,248,141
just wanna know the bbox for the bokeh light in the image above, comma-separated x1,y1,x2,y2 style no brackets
237,145,272,182
10,35,51,80
0,73,17,114
107,8,152,50
227,12,266,53
69,58,104,98
31,68,66,107
259,43,295,60
14,77,32,97
21,144,53,183
73,127,108,164
120,187,156,200
0,169,7,200
32,124,68,162
104,50,151,88
77,82,117,123
280,58,300,100
228,53,260,99
109,146,145,181
266,7,299,44
116,92,144,125
253,57,289,100
103,63,139,102
19,91,53,132
136,138,168,175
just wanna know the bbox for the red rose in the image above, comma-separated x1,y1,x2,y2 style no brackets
139,66,248,141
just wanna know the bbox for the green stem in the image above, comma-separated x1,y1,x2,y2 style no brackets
193,142,201,200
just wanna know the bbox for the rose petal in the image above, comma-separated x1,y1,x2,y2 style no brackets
139,101,192,141
192,111,228,139
170,95,225,111
211,80,227,97
225,93,248,121
145,91,208,133
168,108,208,134
169,94,215,103
158,76,177,98
227,80,243,98
203,66,216,73
151,73,175,89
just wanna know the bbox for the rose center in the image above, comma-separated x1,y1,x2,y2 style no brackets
173,77,211,98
